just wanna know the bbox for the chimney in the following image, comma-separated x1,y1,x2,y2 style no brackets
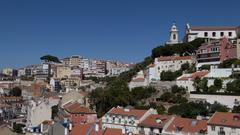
124,108,130,112
40,123,43,133
64,128,68,135
95,124,99,132
69,123,72,131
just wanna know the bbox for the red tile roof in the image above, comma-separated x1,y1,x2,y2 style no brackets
70,123,124,135
158,56,192,62
108,107,148,119
132,77,145,82
103,128,123,135
64,102,96,114
190,26,239,31
208,112,240,128
70,124,93,135
177,70,209,81
165,117,207,134
139,114,172,128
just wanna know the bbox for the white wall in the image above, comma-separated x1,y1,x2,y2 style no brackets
207,125,240,135
190,94,240,108
176,79,195,93
188,30,237,42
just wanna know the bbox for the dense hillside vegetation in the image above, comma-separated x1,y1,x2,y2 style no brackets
89,38,206,117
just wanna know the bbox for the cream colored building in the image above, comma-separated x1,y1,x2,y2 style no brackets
56,66,71,78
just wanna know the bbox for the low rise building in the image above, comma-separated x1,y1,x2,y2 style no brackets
196,38,238,69
26,99,52,132
62,102,97,125
128,70,148,90
101,106,157,134
162,116,207,135
207,112,240,135
138,114,173,135
185,24,240,42
154,56,194,78
176,70,209,92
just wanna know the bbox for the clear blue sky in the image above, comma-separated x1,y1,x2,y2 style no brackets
0,0,239,69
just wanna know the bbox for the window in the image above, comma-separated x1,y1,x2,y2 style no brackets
211,126,215,131
229,32,232,37
212,32,216,37
231,128,236,133
204,32,208,37
173,34,176,40
220,127,224,132
220,32,224,37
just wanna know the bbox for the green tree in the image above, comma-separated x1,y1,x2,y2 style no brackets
214,78,222,90
226,79,240,94
168,102,208,118
232,105,240,113
198,78,208,92
208,85,218,93
9,87,22,97
40,55,61,63
200,65,211,70
171,85,186,95
219,58,240,68
210,102,229,113
13,123,24,133
160,70,182,81
181,62,190,71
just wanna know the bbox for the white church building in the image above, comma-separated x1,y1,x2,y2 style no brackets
185,23,240,42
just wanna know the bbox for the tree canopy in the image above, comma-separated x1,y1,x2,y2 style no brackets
40,55,61,63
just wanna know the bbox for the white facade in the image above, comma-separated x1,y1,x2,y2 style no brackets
166,23,180,45
176,77,195,93
206,68,232,78
185,23,239,42
154,56,194,79
26,100,52,131
190,94,240,108
207,124,240,135
128,70,148,89
101,107,157,134
148,65,160,83
108,67,129,76
2,68,13,76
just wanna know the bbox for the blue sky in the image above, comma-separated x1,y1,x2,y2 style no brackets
0,0,239,69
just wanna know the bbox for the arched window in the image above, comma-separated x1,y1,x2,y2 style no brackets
204,32,208,37
212,32,216,37
173,34,176,40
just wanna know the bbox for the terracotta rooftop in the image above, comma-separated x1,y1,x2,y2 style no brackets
132,77,145,82
70,124,94,135
177,70,209,81
64,102,96,114
158,56,192,62
139,114,172,128
190,26,239,31
165,117,207,134
70,123,125,135
108,107,148,119
208,112,240,128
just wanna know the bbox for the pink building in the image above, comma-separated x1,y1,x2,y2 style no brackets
63,102,97,125
196,37,237,68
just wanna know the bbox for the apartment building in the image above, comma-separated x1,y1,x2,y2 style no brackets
207,112,240,135
101,106,157,134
